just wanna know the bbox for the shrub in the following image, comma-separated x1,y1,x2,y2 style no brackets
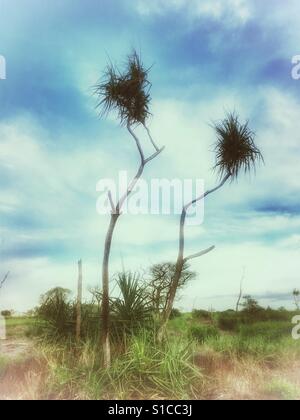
192,309,212,321
238,321,292,341
111,271,153,336
189,325,220,343
36,287,73,336
218,312,240,331
170,308,182,319
1,310,12,318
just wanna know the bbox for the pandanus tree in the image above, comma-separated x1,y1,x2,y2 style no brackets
95,51,164,367
157,113,263,342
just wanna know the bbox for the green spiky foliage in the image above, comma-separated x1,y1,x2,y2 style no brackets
95,51,151,125
213,113,263,179
111,272,153,331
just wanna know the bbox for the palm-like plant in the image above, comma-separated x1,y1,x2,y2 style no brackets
111,272,153,330
95,51,164,368
158,112,263,342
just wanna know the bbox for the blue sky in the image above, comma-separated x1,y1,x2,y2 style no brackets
1,0,300,311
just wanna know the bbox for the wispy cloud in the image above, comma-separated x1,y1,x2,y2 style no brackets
134,0,251,25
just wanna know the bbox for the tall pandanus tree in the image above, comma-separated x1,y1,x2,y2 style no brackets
157,113,263,342
95,51,164,367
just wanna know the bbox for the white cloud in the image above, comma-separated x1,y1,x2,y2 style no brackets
1,84,300,312
135,0,251,25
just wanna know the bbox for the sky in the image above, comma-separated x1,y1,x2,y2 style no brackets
1,0,300,312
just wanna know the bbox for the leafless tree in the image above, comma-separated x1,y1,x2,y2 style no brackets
146,262,196,316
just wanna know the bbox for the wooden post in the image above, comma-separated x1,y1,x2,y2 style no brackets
76,260,83,343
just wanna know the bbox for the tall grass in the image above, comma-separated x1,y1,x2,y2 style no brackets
36,331,202,400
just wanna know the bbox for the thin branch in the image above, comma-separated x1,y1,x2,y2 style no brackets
0,272,9,290
127,123,145,164
117,125,164,212
143,124,160,152
144,146,165,164
184,246,215,262
184,172,231,212
107,190,116,214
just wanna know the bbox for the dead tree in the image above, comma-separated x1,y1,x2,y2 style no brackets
236,267,245,312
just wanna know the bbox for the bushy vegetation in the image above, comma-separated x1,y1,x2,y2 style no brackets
14,282,298,400
192,309,213,322
36,332,202,399
189,325,220,343
217,296,294,332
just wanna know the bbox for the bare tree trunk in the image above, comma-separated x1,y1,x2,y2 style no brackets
76,260,83,343
236,267,245,312
157,173,231,342
101,124,164,368
101,214,118,368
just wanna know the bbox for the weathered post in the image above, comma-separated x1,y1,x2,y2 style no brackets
76,260,83,343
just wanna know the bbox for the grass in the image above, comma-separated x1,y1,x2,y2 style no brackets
0,355,9,374
4,317,36,338
1,314,300,400
265,379,300,400
36,333,203,399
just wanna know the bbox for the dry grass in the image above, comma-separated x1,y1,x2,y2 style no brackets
1,316,300,400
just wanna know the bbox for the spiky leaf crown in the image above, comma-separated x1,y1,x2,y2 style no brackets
95,51,151,125
214,113,263,179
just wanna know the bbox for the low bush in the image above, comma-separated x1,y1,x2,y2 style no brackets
238,321,292,341
192,309,212,321
218,312,240,331
170,308,182,319
189,325,220,343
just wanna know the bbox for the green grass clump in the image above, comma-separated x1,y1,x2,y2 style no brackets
37,331,202,400
0,355,9,376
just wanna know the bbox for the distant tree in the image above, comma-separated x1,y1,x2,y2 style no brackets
241,295,263,314
95,51,164,367
157,113,263,342
1,310,12,318
293,289,300,310
147,262,195,316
